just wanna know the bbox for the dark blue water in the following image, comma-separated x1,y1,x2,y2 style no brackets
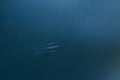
0,0,120,80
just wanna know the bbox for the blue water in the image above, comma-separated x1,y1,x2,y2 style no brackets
0,0,120,80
